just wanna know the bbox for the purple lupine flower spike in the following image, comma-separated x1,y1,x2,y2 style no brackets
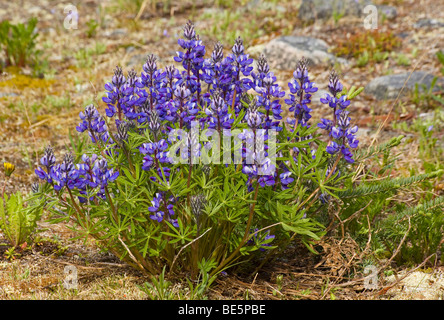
318,71,359,164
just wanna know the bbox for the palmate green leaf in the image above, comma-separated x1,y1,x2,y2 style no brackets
136,225,161,258
281,221,321,241
276,138,316,153
272,187,296,200
121,167,136,183
132,215,148,223
282,123,319,142
114,178,147,209
231,108,246,129
207,200,225,218
161,219,195,244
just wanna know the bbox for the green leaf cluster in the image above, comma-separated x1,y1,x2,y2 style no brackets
0,191,44,247
0,18,41,70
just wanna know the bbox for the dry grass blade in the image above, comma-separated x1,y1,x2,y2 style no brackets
170,227,212,274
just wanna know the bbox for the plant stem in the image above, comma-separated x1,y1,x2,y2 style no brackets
231,88,237,113
210,181,259,277
1,178,7,199
289,154,342,243
105,186,157,274
104,186,118,223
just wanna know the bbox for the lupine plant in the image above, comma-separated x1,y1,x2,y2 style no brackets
33,21,443,279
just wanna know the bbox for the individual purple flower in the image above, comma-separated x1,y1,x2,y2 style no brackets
76,104,110,144
279,170,294,189
320,93,350,110
258,174,275,187
35,145,56,184
148,193,165,222
92,158,119,188
205,90,234,131
245,98,263,129
148,192,178,227
156,100,178,123
247,228,275,251
326,141,340,155
119,69,144,120
139,139,170,171
317,118,333,131
50,153,79,191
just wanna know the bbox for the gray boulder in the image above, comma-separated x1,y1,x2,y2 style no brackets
365,71,444,100
298,0,371,22
298,0,397,22
262,36,348,70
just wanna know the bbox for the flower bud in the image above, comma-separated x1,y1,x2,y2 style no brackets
3,162,15,177
256,54,270,75
211,41,224,64
183,20,196,40
232,36,244,56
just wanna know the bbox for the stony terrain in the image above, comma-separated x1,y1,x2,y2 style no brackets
0,0,443,300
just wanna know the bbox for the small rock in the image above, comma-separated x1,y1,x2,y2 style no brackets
0,92,19,98
263,36,348,70
298,0,372,22
365,71,444,100
418,111,436,122
28,6,45,16
378,5,397,20
125,46,136,54
126,54,147,68
75,83,90,92
413,18,444,28
244,0,285,12
396,31,409,39
355,127,371,139
105,28,128,39
245,44,266,58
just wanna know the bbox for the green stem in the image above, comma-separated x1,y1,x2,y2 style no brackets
1,178,7,199
210,181,259,277
104,186,118,223
104,186,157,274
